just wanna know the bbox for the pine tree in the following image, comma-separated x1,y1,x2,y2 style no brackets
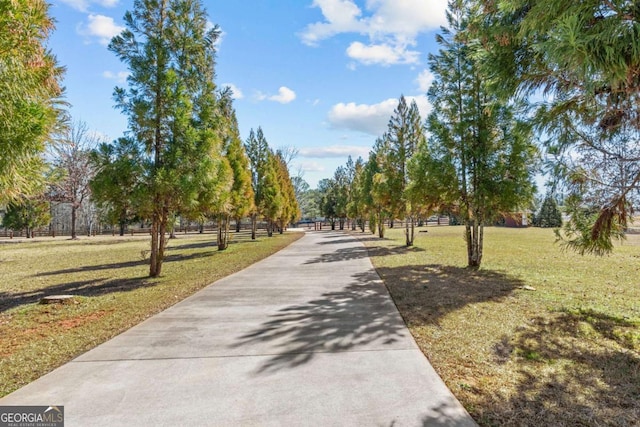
479,0,640,254
0,0,64,203
378,95,426,246
217,89,254,249
2,198,50,238
262,150,283,237
536,195,563,228
109,0,224,276
424,1,537,267
90,137,147,236
245,127,270,239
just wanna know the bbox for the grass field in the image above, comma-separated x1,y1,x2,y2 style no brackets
355,226,639,426
0,230,302,397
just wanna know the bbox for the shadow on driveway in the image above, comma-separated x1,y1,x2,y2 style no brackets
229,270,407,373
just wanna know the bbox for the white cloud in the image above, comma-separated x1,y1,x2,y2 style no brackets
346,41,419,66
60,0,119,12
328,98,397,135
102,70,129,83
298,161,326,172
222,83,244,100
78,14,124,45
269,87,297,104
416,69,435,93
299,145,370,159
301,0,447,66
328,95,430,135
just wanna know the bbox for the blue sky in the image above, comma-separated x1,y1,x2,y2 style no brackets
48,0,448,188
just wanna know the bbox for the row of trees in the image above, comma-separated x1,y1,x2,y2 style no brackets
94,0,299,276
319,0,640,266
1,0,299,277
318,3,538,267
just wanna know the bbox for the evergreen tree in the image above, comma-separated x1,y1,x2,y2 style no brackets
0,0,64,202
363,150,385,237
346,157,367,232
2,198,50,238
109,0,224,276
536,195,563,228
423,1,537,267
378,95,426,246
90,137,147,236
262,150,283,237
478,0,640,254
217,89,254,249
274,151,300,233
245,127,270,239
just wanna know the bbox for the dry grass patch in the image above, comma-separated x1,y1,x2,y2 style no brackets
0,230,302,397
354,226,639,426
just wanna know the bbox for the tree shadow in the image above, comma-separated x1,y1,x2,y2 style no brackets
316,236,385,245
478,310,640,426
420,401,479,427
0,276,156,313
229,270,409,373
377,264,524,328
34,250,215,277
305,244,424,265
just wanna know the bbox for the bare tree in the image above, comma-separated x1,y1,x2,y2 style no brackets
49,120,101,239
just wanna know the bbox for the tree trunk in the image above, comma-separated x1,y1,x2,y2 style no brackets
405,216,415,246
157,204,168,276
71,205,77,239
466,221,482,268
377,212,385,238
235,217,241,233
119,221,125,236
339,218,345,230
150,211,160,277
251,213,257,240
218,215,229,250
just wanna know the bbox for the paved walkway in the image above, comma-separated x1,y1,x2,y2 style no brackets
1,231,476,426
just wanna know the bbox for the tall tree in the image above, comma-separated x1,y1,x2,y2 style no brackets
218,88,254,248
317,178,338,230
274,150,300,233
362,150,385,237
48,121,99,239
346,157,367,232
109,0,223,276
262,150,283,237
379,96,426,246
478,0,640,254
0,0,64,203
424,1,537,267
245,127,270,239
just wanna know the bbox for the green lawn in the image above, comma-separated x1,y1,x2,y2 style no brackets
0,230,302,397
356,225,639,426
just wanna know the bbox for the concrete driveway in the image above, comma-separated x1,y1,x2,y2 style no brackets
1,231,477,426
